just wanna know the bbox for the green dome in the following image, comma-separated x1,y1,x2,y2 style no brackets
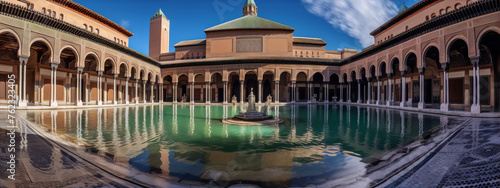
151,8,167,19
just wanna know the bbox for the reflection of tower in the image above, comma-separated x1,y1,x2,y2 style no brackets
149,9,170,60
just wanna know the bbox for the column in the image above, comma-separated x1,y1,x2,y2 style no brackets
258,80,262,104
347,82,351,103
240,80,244,103
418,68,425,109
135,80,139,104
401,72,407,107
125,77,130,104
150,82,154,103
173,83,178,103
97,71,103,105
357,80,361,103
471,57,481,113
159,83,163,103
223,81,228,104
324,82,328,103
387,74,392,106
367,79,372,104
307,82,311,103
440,63,449,111
143,80,146,103
291,81,296,103
113,74,117,104
18,56,28,107
77,68,83,106
190,82,195,104
50,63,59,107
376,77,381,105
339,83,344,102
206,82,211,104
275,80,280,103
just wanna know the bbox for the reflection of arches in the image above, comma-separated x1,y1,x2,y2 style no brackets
477,30,500,111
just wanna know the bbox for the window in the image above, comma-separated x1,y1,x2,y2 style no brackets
455,3,461,10
124,42,126,46
52,11,56,18
95,29,99,35
29,4,34,10
59,14,63,20
47,9,51,16
114,37,116,42
405,26,408,31
426,15,429,21
42,8,45,14
89,26,93,32
431,13,436,18
440,9,444,15
446,6,452,13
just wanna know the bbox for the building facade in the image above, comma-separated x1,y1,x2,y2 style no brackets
0,0,498,113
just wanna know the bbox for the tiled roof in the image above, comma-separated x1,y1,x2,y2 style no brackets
174,39,206,47
293,37,327,45
205,15,294,32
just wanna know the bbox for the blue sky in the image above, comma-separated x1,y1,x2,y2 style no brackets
74,0,419,56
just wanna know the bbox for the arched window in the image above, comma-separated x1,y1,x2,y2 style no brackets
95,29,99,35
431,13,436,18
405,25,409,31
446,6,452,13
426,15,429,21
47,9,51,16
89,26,93,32
124,42,126,46
29,4,34,10
42,8,45,14
455,3,461,10
59,14,63,20
439,9,444,15
52,11,56,18
83,24,87,30
114,37,116,42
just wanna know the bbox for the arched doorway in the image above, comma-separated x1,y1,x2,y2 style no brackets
30,41,52,105
146,72,153,102
370,65,376,103
379,62,387,104
130,67,138,103
139,69,145,102
103,59,114,104
391,58,401,104
244,71,258,102
312,72,324,101
423,46,441,109
263,71,274,102
118,63,128,103
278,72,290,102
329,74,339,102
0,32,20,104
194,74,204,102
228,72,240,102
296,72,308,102
360,68,367,103
178,75,188,102
406,53,418,107
59,48,78,105
342,73,348,102
211,73,223,103
350,71,357,102
155,74,160,102
83,54,98,104
163,75,173,102
478,31,500,112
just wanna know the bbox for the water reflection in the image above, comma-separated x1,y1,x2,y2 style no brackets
24,104,463,187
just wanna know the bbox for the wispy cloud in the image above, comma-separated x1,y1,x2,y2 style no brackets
302,0,398,48
120,20,131,28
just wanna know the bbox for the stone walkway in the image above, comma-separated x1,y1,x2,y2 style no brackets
0,111,140,188
381,118,500,187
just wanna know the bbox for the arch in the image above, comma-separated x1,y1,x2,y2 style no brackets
309,71,324,82
29,38,54,62
210,73,223,102
405,52,418,74
103,57,117,73
0,28,22,56
391,57,401,76
59,47,78,69
296,72,308,101
477,30,500,111
311,72,324,101
421,44,439,67
210,71,222,79
139,68,146,80
447,38,470,68
228,72,240,102
59,45,79,68
277,71,290,102
295,71,308,81
445,35,469,63
130,66,138,79
475,26,500,56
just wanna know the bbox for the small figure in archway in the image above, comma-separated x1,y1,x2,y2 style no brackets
232,95,237,105
266,94,273,105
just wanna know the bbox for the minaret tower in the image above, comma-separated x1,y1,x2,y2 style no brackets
243,0,258,16
149,9,170,61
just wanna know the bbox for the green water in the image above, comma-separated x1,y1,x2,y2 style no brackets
25,104,461,186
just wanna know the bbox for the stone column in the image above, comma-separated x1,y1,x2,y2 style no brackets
223,81,228,104
471,57,481,113
339,83,344,102
240,80,244,103
258,80,262,104
190,82,195,104
275,80,280,103
50,63,59,107
159,83,163,103
387,74,392,106
97,71,103,105
401,71,407,107
143,80,146,103
291,81,296,103
376,77,381,105
173,83,178,103
307,82,311,103
418,68,425,109
440,63,449,111
347,82,351,103
18,56,28,107
135,80,139,104
367,78,372,104
357,80,361,103
324,82,329,103
77,68,83,106
206,82,210,104
150,82,154,103
113,74,117,105
125,77,130,104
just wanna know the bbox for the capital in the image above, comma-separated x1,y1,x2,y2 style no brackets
470,56,480,66
18,55,29,64
50,62,59,69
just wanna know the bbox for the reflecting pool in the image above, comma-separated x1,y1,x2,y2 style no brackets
24,105,463,187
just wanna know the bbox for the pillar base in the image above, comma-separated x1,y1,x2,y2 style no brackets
206,101,211,104
347,100,351,103
159,100,163,103
126,101,130,105
376,101,380,105
114,101,117,105
223,101,228,104
339,99,343,103
50,101,58,108
400,101,406,107
19,100,27,107
440,103,449,111
418,102,425,109
357,100,361,104
190,101,195,104
386,101,392,106
77,101,83,106
135,101,139,104
98,101,102,106
471,104,481,114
